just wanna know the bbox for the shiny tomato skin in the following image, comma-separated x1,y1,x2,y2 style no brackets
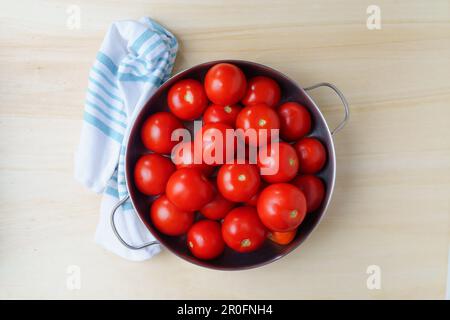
292,175,325,213
200,182,235,220
141,112,184,154
187,220,225,260
194,123,235,166
217,163,261,202
241,76,281,108
166,168,215,211
278,102,311,141
295,138,327,174
168,79,208,120
150,195,194,236
258,142,299,183
222,206,267,253
268,229,297,245
203,104,241,127
257,183,307,232
134,154,175,196
235,103,280,146
245,192,259,207
204,63,247,106
244,182,266,206
171,141,215,176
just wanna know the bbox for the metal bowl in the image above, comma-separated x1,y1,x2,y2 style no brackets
111,60,349,270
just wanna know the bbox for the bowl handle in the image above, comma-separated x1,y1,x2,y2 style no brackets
304,82,350,136
110,195,160,250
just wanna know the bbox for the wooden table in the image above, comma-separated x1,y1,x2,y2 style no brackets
1,0,449,299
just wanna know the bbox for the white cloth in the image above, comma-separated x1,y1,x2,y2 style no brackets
74,17,178,261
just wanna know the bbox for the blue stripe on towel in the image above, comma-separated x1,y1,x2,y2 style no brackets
131,29,154,53
96,52,118,75
87,89,126,117
91,66,119,89
83,112,124,143
85,101,127,129
88,77,124,104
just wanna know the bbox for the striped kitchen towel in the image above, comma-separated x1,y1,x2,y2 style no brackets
74,17,178,261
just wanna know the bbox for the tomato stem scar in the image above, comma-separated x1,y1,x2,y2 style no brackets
258,119,266,127
238,174,246,181
224,106,232,113
290,210,298,218
241,239,251,247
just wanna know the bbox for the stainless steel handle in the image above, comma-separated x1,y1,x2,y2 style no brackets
304,82,350,135
110,195,159,250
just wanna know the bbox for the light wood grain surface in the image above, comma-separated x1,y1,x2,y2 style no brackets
1,0,449,299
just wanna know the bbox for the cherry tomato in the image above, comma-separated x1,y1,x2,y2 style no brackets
241,76,281,108
268,230,297,245
171,141,214,176
257,183,306,232
168,79,208,120
134,154,175,196
278,102,311,141
194,123,235,166
222,206,267,253
217,163,261,202
258,142,299,183
141,112,184,154
294,137,327,174
204,63,247,106
203,104,241,127
235,103,280,146
292,175,325,213
150,195,194,236
245,182,267,206
200,182,235,220
166,168,215,211
187,220,225,260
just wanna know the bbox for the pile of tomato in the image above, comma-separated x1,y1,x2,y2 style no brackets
134,63,327,260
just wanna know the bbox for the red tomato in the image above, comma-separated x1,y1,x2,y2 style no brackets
171,141,214,176
278,102,311,141
166,168,215,211
235,103,280,146
292,175,325,213
168,79,208,120
222,206,267,253
258,142,299,183
257,183,306,232
241,76,281,108
194,123,235,166
134,154,175,196
268,230,297,245
294,138,327,174
187,220,225,260
245,192,259,207
217,163,261,202
204,63,247,106
141,112,184,154
245,182,266,206
200,182,235,220
150,195,194,236
203,104,241,127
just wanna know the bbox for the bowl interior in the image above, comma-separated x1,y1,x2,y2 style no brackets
126,60,336,270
